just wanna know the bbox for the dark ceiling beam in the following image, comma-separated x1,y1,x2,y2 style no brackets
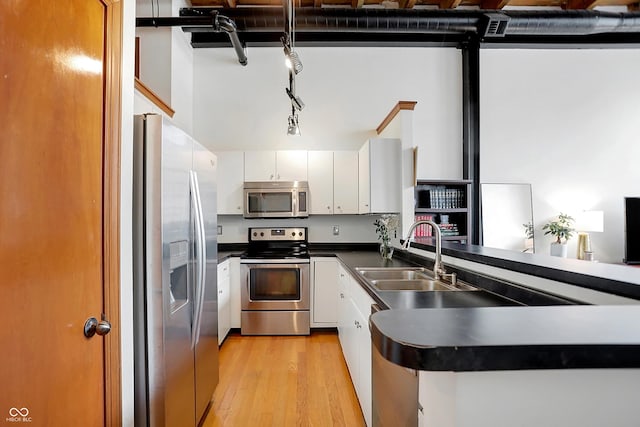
189,30,468,47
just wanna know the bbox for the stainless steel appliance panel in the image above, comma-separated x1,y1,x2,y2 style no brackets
371,304,418,427
133,114,218,427
161,113,198,427
192,140,219,421
241,310,310,335
241,263,310,311
243,181,309,218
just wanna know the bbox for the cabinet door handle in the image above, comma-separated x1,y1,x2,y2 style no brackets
270,174,274,180
340,293,344,299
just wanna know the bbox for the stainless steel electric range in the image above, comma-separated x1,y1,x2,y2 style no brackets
240,227,310,335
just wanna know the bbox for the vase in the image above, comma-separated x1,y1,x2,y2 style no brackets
380,243,394,260
550,242,568,258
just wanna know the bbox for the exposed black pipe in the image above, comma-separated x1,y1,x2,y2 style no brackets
136,12,248,66
180,7,640,43
215,15,248,66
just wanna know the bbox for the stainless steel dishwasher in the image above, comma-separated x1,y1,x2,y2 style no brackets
371,304,419,427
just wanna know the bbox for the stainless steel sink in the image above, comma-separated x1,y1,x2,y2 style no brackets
370,279,453,291
355,267,478,292
355,267,431,281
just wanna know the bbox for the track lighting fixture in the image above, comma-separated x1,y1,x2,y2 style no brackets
286,87,305,111
282,36,303,75
283,0,303,136
287,107,300,136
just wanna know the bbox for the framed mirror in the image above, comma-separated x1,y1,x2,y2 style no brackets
481,183,534,253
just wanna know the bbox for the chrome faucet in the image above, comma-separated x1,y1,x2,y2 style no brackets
401,220,456,284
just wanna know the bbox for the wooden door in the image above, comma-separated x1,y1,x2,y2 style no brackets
0,0,122,425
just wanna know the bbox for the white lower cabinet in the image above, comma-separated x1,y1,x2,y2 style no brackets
337,263,374,427
218,257,241,345
311,258,339,327
217,260,231,345
228,257,241,329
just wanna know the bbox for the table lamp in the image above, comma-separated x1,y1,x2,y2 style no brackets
575,210,604,261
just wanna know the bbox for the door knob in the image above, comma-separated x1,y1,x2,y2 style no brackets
84,315,112,338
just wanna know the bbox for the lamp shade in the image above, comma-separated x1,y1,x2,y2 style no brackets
575,210,604,232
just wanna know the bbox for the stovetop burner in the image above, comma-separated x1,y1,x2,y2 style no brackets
243,227,309,260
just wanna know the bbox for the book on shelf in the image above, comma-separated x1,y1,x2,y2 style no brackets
414,215,460,237
414,214,434,237
425,187,465,209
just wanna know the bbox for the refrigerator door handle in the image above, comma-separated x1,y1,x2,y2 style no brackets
189,170,207,348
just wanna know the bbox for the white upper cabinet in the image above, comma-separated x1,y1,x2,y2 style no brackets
333,151,359,214
276,150,308,181
244,151,276,181
216,151,244,215
307,150,358,215
244,150,308,182
307,151,334,214
358,138,402,214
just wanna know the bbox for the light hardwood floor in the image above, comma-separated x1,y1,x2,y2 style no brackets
202,330,365,427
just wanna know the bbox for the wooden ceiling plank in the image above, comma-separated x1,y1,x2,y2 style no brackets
352,0,366,7
481,0,511,8
440,0,463,8
565,0,603,8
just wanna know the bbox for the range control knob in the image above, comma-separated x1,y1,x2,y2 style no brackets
291,232,296,237
260,232,264,237
253,232,257,237
299,232,303,236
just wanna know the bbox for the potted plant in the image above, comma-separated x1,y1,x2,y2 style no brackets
374,214,399,260
542,213,575,257
522,221,534,253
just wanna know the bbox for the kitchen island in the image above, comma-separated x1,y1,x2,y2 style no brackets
312,247,640,427
339,248,640,427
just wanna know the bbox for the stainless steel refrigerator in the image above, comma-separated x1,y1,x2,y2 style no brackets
133,114,219,426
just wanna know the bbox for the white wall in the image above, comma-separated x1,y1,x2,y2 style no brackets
195,47,463,243
136,0,194,134
480,49,640,264
218,214,386,244
193,47,463,179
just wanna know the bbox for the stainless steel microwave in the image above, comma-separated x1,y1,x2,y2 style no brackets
243,181,309,218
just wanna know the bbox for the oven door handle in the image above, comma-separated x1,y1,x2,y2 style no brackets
241,259,310,264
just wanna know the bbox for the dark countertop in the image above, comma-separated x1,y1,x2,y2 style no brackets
218,250,244,262
329,250,640,372
410,239,640,300
332,251,521,310
217,244,640,371
370,305,640,371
